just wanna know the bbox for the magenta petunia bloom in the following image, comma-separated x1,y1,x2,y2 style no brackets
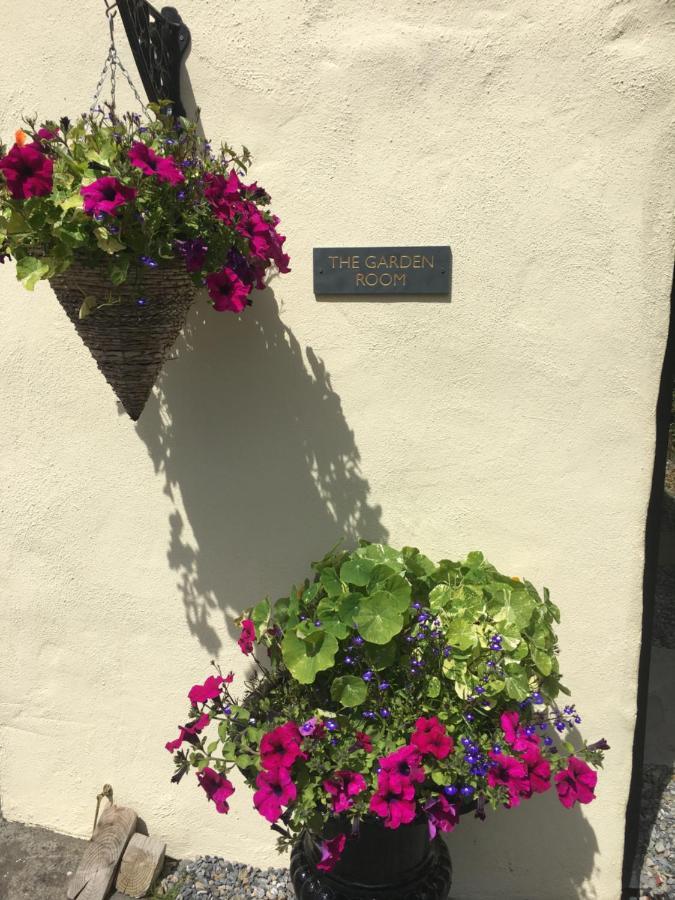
206,267,250,313
0,143,53,199
379,745,425,792
36,127,59,141
237,618,256,654
520,746,552,798
81,176,137,216
175,237,208,273
369,771,417,830
411,716,454,760
196,767,235,814
128,141,184,184
203,169,243,218
253,767,297,822
354,731,373,752
317,834,346,873
500,710,541,753
323,770,367,813
486,750,529,807
188,674,224,706
165,713,210,753
423,794,460,839
554,756,597,809
260,722,305,771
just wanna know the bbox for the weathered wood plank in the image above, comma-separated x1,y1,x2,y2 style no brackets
66,805,137,900
115,833,166,898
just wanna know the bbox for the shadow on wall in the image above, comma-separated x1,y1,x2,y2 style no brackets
448,789,599,900
136,289,387,654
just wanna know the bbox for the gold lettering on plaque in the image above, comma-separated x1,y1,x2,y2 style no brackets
355,273,365,286
394,273,406,286
365,255,376,268
328,256,339,269
399,255,411,268
422,255,434,268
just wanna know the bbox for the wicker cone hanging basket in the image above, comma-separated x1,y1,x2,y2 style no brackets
50,260,196,420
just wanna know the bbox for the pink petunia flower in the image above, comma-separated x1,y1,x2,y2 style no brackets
260,722,305,771
237,618,256,654
206,267,250,313
500,711,541,753
128,141,184,184
36,127,59,141
369,771,417,830
188,674,224,706
411,716,454,760
203,169,243,218
317,834,346,873
354,731,373,752
196,767,235,814
253,767,297,822
423,794,460,839
554,756,597,809
323,771,367,813
0,143,53,199
165,713,210,753
379,745,425,792
520,745,552,798
486,750,529,807
80,176,137,216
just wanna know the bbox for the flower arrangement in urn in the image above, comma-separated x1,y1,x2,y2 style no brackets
168,543,608,898
0,104,290,418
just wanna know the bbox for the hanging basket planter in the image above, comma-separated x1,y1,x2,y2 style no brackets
0,5,290,421
50,260,195,420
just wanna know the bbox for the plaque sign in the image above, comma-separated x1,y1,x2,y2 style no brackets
313,246,451,296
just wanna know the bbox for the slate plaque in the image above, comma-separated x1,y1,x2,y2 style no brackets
313,246,451,295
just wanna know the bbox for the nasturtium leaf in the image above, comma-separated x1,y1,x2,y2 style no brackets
427,676,441,698
109,255,130,285
331,675,368,708
354,592,405,644
372,574,411,612
532,647,553,676
356,543,405,574
490,588,536,631
429,584,453,611
338,592,362,625
340,556,375,587
316,605,350,640
504,667,530,701
320,567,344,598
445,617,479,651
251,597,271,633
281,629,338,684
402,546,436,577
16,256,49,290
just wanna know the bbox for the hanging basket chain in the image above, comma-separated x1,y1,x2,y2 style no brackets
90,0,147,115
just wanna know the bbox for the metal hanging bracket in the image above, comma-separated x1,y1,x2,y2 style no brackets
115,0,191,116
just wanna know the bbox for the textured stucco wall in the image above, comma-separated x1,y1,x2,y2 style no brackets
0,2,673,898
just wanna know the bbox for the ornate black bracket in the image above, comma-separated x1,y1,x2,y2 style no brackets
116,1,191,117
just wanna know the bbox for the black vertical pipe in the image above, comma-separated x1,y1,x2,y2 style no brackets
622,261,675,897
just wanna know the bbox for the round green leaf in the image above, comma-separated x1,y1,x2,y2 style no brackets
330,675,368,708
281,629,338,684
354,592,405,644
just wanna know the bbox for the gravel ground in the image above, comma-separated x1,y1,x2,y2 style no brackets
637,766,675,899
154,858,294,899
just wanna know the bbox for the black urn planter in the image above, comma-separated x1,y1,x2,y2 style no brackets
289,817,452,900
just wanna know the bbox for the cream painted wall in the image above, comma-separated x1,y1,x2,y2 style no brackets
0,2,673,898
